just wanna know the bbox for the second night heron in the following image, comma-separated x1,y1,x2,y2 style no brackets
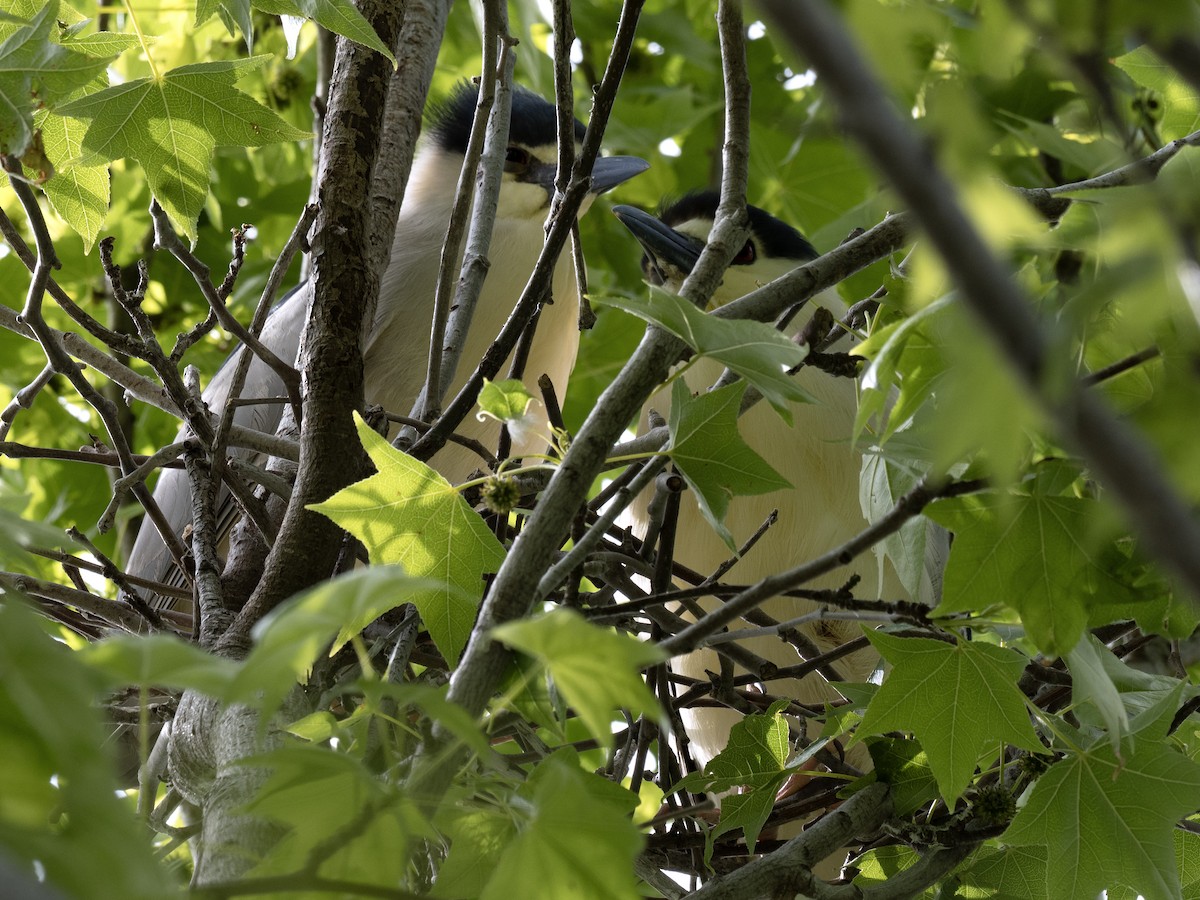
613,192,945,766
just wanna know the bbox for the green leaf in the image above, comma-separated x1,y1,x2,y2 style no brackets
244,744,426,885
0,599,174,898
254,0,396,63
223,567,442,720
309,413,506,665
853,844,924,892
434,805,519,899
675,699,794,856
865,737,940,817
1177,829,1200,900
928,488,1133,656
954,845,1049,900
1066,632,1128,752
231,566,444,714
492,608,664,751
482,749,643,900
855,295,953,442
197,0,254,50
0,0,116,155
1004,690,1200,900
857,631,1042,803
666,379,792,551
0,505,71,568
596,286,812,417
80,634,239,696
676,699,792,795
477,378,536,424
56,57,310,238
35,77,111,250
859,445,943,602
1114,47,1200,143
998,113,1125,177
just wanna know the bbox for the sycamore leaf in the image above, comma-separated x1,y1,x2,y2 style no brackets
676,699,792,795
196,0,255,50
254,0,396,62
56,57,310,238
856,631,1042,803
1003,690,1200,900
865,737,940,817
853,845,923,891
0,1,116,155
596,286,812,418
482,750,642,900
860,446,944,602
674,699,794,857
1177,829,1200,900
955,845,1049,900
477,378,544,448
492,608,664,751
1066,632,1128,753
928,489,1137,656
309,414,505,665
666,379,792,551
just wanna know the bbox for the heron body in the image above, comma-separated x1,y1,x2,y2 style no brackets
128,84,648,608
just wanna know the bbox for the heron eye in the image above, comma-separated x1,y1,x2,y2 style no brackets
505,146,531,171
733,240,756,265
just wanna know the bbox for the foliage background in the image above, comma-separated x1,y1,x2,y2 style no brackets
4,0,1200,897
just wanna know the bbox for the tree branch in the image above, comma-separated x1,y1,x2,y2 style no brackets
759,0,1200,610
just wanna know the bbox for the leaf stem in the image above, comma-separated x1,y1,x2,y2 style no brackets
122,0,160,80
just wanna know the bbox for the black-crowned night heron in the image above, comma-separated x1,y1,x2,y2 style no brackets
613,192,943,767
128,84,648,608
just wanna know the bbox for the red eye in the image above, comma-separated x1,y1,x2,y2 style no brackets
505,147,531,170
733,240,756,265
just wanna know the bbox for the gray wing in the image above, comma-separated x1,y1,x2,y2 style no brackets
125,284,311,610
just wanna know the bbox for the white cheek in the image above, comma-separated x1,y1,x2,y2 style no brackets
495,181,551,222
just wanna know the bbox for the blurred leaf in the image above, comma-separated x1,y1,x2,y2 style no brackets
929,483,1143,656
81,634,239,696
231,566,445,714
434,804,518,899
0,599,174,898
244,743,426,886
492,608,664,751
1114,47,1200,142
